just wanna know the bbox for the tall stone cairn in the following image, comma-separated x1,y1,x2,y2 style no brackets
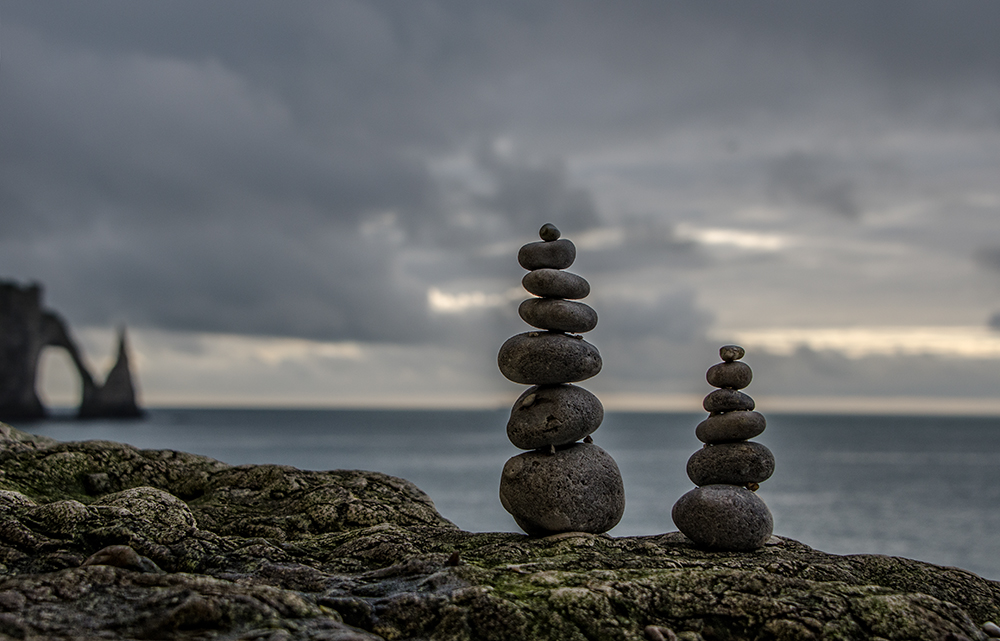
497,223,625,536
671,345,774,550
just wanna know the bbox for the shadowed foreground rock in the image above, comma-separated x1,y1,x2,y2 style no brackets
1,423,998,640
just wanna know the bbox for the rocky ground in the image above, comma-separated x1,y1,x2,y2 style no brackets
1,422,998,640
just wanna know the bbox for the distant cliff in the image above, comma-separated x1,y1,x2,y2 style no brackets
0,280,142,421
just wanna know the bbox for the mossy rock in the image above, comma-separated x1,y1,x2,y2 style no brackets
1,422,998,640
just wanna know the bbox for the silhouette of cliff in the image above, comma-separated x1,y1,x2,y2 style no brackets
0,281,142,421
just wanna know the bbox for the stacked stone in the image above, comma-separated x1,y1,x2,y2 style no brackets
497,223,625,536
671,345,774,551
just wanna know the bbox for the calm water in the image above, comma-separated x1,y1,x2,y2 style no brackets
16,409,1000,580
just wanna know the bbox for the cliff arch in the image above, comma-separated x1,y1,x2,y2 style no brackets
0,281,142,421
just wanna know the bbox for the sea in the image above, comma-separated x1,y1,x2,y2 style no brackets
14,409,1000,581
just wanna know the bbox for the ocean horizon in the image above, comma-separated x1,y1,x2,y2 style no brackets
13,407,1000,581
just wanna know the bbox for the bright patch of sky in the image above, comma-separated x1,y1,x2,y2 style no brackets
719,326,1000,360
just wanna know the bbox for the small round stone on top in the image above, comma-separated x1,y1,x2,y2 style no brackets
539,223,561,241
719,345,745,362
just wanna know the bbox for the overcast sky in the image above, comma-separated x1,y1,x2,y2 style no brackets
3,1,1000,412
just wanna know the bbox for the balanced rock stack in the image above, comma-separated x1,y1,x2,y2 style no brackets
497,223,625,536
671,345,774,550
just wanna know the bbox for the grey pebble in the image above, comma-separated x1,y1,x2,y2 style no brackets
539,223,561,241
498,332,602,385
500,443,625,535
518,239,576,271
671,484,773,551
720,345,745,362
518,298,598,334
686,441,775,486
522,269,590,299
703,388,755,413
695,411,766,443
507,384,604,450
706,361,752,390
983,622,1000,638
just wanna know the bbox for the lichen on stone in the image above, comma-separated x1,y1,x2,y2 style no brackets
1,422,998,640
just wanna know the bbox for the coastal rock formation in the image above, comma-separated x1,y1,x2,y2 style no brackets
673,346,774,551
1,422,998,640
498,224,625,536
0,281,141,420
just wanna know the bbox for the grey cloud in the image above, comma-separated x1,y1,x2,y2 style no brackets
2,0,998,353
767,152,861,220
472,146,601,233
974,247,1000,273
747,347,1000,399
591,289,711,344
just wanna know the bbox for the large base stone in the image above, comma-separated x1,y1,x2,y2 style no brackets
672,484,773,551
499,443,624,535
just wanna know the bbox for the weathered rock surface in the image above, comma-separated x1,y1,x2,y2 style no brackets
522,269,591,300
695,411,767,444
518,298,598,333
705,361,753,390
686,441,775,486
702,388,755,413
672,485,773,552
506,384,604,450
497,332,602,384
499,443,625,535
517,239,576,270
1,422,998,640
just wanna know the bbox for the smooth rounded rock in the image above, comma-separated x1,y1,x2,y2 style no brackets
706,361,753,390
686,441,775,486
518,298,598,333
720,345,745,362
671,484,773,551
696,411,766,443
518,239,576,270
539,223,561,241
703,388,755,413
507,384,604,450
500,443,624,535
522,269,590,299
498,332,602,384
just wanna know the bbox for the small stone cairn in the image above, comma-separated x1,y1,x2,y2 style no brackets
671,345,774,550
497,223,625,536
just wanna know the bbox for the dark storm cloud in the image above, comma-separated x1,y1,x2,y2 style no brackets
2,0,998,344
472,146,600,232
767,152,861,220
975,247,1000,273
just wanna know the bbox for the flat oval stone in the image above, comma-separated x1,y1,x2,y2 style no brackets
498,332,602,385
720,345,745,362
518,298,597,333
518,239,576,270
703,389,755,413
522,269,590,299
507,384,604,450
706,361,752,390
671,484,773,551
539,223,561,241
500,443,624,535
686,441,775,486
696,411,766,443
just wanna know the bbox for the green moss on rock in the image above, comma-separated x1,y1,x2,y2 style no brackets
1,422,998,640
